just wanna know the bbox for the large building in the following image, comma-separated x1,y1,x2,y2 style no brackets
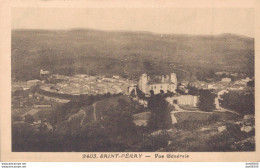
40,69,50,78
166,95,198,107
138,73,177,95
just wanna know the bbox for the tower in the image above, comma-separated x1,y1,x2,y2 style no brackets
138,73,148,94
170,73,177,84
170,73,177,92
162,75,165,83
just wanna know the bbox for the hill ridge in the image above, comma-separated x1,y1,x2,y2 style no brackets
11,29,254,81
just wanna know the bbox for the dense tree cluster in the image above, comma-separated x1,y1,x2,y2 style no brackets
24,114,34,124
198,90,216,112
147,92,172,130
187,85,200,96
220,91,254,115
247,80,255,87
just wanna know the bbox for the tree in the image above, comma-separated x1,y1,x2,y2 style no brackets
160,90,164,95
24,114,34,124
164,90,174,98
94,99,138,149
220,91,254,115
187,85,200,96
150,90,154,96
136,87,145,100
147,94,172,130
208,69,216,78
130,89,136,97
12,115,23,122
176,88,185,95
247,80,254,87
198,90,216,112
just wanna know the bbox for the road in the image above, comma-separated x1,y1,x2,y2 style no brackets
93,102,97,121
169,103,239,124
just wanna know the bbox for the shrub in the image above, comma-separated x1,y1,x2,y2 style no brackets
24,114,34,124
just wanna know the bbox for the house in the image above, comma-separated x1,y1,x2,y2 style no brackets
112,75,120,79
221,78,231,83
27,79,41,87
166,95,198,107
138,73,177,95
234,80,247,86
102,78,115,82
128,85,137,95
229,86,244,90
40,122,53,132
207,84,215,89
217,89,229,97
40,69,50,78
180,80,189,87
188,80,208,89
34,104,52,108
12,86,24,94
215,72,226,76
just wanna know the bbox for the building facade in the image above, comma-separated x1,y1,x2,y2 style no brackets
166,95,198,107
138,73,177,95
221,78,232,83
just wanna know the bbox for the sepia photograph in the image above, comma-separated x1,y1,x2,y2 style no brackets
11,8,255,152
1,0,260,162
9,7,255,153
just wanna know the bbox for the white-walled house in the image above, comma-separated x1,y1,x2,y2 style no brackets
138,73,177,95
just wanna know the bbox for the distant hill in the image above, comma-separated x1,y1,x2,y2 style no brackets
11,29,254,81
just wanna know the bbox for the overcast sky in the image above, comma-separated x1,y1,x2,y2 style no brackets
12,8,254,37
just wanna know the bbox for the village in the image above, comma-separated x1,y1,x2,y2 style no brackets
11,67,255,152
41,74,135,95
12,69,254,123
12,69,254,109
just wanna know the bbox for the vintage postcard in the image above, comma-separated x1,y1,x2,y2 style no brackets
0,0,259,162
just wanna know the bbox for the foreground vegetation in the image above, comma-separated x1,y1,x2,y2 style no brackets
12,92,255,152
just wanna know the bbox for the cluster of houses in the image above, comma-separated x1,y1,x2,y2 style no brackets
12,68,254,113
130,73,199,108
130,72,254,110
12,70,63,108
12,69,137,109
40,74,134,95
11,87,55,108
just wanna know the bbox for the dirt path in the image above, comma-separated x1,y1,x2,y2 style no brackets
172,104,186,112
93,102,97,121
170,104,184,124
80,111,86,126
170,112,178,124
170,104,214,124
215,107,240,115
169,103,239,124
171,104,214,114
79,102,98,126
